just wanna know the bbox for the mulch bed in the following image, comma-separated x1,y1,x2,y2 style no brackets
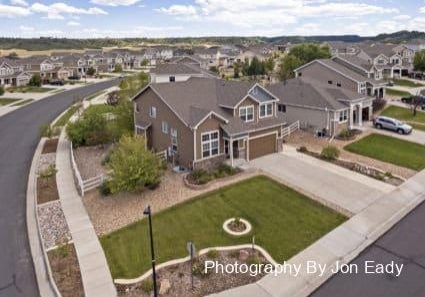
42,138,59,154
47,243,85,297
228,220,247,233
37,176,59,204
117,249,267,297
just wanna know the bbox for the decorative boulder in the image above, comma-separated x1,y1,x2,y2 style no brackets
239,249,249,261
159,279,171,295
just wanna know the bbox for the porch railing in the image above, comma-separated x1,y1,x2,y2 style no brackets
282,120,300,138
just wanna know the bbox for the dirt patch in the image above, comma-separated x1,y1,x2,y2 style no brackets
286,130,417,179
74,145,112,180
48,244,85,297
42,138,59,154
37,176,59,204
83,169,258,236
117,249,267,297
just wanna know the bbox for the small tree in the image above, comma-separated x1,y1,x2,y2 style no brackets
114,64,123,73
233,63,240,78
107,135,164,194
411,95,423,116
86,67,96,76
0,86,4,96
278,55,303,81
414,50,425,72
265,57,275,74
320,145,340,161
29,73,42,87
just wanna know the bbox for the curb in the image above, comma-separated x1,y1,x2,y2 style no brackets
115,244,278,285
26,137,62,297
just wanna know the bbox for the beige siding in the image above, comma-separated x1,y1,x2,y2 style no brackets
298,62,359,93
284,105,334,131
134,88,194,167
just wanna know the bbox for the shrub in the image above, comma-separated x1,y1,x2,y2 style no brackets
141,279,153,293
206,249,219,259
39,124,54,139
246,255,262,265
107,135,164,194
191,169,213,185
372,98,387,113
86,67,96,76
99,181,112,196
320,145,340,161
66,110,110,147
114,64,123,73
297,146,308,153
0,86,4,96
39,164,57,187
29,73,42,87
215,163,236,177
56,243,70,258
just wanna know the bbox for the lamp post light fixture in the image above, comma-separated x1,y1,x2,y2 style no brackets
143,205,158,297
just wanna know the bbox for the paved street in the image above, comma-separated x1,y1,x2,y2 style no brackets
311,190,425,297
0,79,119,297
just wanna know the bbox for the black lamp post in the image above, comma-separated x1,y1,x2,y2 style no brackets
143,205,158,297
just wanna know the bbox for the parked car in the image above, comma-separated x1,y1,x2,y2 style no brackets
373,116,413,134
49,79,64,86
68,75,81,80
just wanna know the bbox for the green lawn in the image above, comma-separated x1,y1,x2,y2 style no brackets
345,134,425,171
381,106,425,132
101,176,346,279
394,79,425,88
0,98,21,106
10,99,33,106
53,106,78,127
84,104,116,115
7,86,54,93
386,88,411,98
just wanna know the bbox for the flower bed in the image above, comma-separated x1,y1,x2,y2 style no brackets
185,164,241,188
116,249,267,297
335,129,362,141
223,218,252,236
297,147,404,186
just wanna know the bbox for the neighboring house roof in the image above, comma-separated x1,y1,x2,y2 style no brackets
151,63,203,75
356,43,397,59
169,56,201,65
267,78,366,111
334,54,373,72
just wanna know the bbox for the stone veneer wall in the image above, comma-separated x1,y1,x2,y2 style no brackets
193,154,227,170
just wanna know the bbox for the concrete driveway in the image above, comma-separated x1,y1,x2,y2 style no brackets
363,121,425,145
243,148,395,215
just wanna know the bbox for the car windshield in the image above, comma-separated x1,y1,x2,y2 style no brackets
395,120,404,126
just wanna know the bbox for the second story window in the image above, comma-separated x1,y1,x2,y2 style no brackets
134,102,140,113
149,106,157,118
239,106,254,122
260,103,273,118
162,121,169,134
169,76,176,82
278,104,286,113
171,128,178,152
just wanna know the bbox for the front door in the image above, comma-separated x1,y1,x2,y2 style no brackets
232,140,239,159
224,140,229,158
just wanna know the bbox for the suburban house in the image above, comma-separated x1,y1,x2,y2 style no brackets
0,59,31,86
149,62,215,83
294,57,387,99
133,77,288,169
267,77,374,136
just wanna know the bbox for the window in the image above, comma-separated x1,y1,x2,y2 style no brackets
328,80,333,85
149,106,157,118
171,128,178,152
337,83,342,87
134,102,140,113
260,103,273,118
278,104,286,113
239,106,254,122
339,110,348,123
162,121,169,134
298,72,302,77
201,131,219,158
169,76,176,82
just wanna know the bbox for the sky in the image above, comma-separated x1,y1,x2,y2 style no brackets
0,0,424,38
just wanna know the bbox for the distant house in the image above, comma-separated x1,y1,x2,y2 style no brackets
0,59,31,87
267,78,374,135
133,77,288,169
149,63,215,83
294,57,387,99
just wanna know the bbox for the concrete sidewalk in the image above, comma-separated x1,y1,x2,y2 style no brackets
209,170,425,297
56,131,117,297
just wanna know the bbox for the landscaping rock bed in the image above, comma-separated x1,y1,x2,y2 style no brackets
47,243,85,297
116,249,267,297
74,144,112,180
38,200,72,250
38,152,56,173
299,148,404,186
